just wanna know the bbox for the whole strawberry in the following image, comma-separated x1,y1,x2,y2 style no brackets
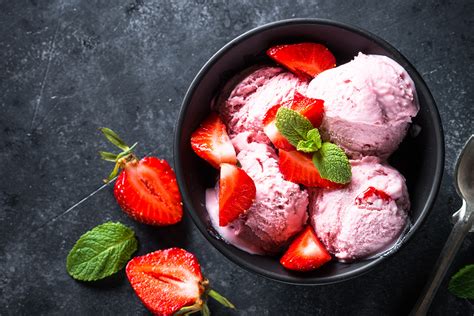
126,248,235,316
100,128,183,226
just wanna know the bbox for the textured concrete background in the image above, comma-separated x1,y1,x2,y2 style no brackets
1,0,473,315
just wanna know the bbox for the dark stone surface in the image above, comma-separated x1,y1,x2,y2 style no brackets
0,0,473,315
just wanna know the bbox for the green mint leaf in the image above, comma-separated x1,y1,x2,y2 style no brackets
66,222,138,281
297,140,319,153
307,129,322,149
99,151,118,162
312,142,351,184
297,128,322,153
100,127,129,151
275,107,314,147
449,264,474,299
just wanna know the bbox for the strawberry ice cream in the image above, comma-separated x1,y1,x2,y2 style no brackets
206,142,308,254
309,156,410,260
306,53,419,159
217,66,308,146
199,48,415,261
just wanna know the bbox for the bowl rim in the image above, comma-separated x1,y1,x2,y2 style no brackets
174,18,445,285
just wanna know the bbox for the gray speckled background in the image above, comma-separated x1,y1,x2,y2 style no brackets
1,0,473,315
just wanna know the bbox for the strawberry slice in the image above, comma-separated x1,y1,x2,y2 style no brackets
219,163,256,226
278,150,339,188
191,112,237,169
267,43,336,79
280,226,331,271
126,248,234,316
262,103,294,151
290,91,325,127
115,157,183,226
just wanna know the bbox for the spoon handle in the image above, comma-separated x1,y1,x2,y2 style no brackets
410,202,474,316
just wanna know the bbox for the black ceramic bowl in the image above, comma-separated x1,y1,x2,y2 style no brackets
174,19,444,285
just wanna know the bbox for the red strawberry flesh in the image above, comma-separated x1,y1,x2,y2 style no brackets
114,157,183,226
262,103,294,151
280,226,331,271
290,91,325,127
355,186,392,207
278,150,340,188
191,112,237,169
218,163,256,226
267,43,336,79
126,248,204,316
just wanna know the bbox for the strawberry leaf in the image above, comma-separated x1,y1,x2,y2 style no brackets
105,161,121,183
115,142,138,161
202,304,211,316
175,304,202,315
449,264,474,299
99,151,118,162
275,107,313,147
66,222,138,281
312,142,351,184
208,289,235,309
100,127,130,151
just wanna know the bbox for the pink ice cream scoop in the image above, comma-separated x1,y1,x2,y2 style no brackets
206,142,308,254
309,156,409,260
217,66,308,146
306,53,419,159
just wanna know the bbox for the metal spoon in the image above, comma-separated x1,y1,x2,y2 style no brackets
411,135,474,315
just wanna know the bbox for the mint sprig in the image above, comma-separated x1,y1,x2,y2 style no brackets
275,107,351,184
66,222,138,281
449,264,474,299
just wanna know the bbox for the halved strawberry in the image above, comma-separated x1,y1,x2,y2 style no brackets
99,128,183,226
219,163,256,226
267,43,336,79
280,226,331,271
191,112,237,169
126,248,234,316
290,91,325,127
114,157,183,226
278,150,340,188
262,103,294,151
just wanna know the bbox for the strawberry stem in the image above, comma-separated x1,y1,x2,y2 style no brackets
99,128,139,183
